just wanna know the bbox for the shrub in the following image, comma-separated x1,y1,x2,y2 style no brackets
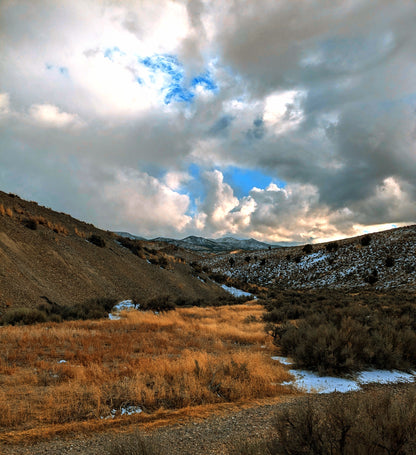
325,241,339,252
360,234,371,246
208,272,228,284
365,268,378,285
118,237,142,256
1,298,118,325
157,255,168,268
23,218,38,230
385,255,395,267
230,390,416,455
174,297,205,307
404,264,415,274
142,295,175,313
1,307,47,325
302,244,313,254
190,261,202,273
264,290,416,374
59,299,116,320
294,255,301,264
244,256,251,263
229,257,235,267
88,234,106,247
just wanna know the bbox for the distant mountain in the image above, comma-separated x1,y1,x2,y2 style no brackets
151,235,279,253
215,237,276,251
115,231,147,241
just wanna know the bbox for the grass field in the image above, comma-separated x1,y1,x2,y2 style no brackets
0,303,293,442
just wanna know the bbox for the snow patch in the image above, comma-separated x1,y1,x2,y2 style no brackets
273,356,416,394
109,299,139,320
221,284,253,298
121,405,143,416
285,370,361,394
357,370,415,385
271,356,293,365
101,405,143,420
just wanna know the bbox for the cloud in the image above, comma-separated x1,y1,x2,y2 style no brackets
0,93,11,115
102,169,192,236
29,104,85,129
1,1,415,242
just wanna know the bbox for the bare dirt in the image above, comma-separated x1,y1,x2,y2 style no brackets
0,191,225,311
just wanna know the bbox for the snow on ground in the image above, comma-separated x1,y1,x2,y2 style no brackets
109,299,138,320
298,252,328,269
284,370,361,393
101,406,143,420
274,357,416,394
271,356,293,365
221,284,253,298
357,370,415,384
120,405,143,416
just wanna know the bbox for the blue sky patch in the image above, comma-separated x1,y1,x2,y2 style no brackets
191,72,217,92
139,54,217,105
184,164,206,215
223,166,285,198
185,163,285,204
141,54,183,82
164,85,194,104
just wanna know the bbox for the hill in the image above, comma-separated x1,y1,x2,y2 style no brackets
0,191,227,311
150,235,278,253
200,226,416,290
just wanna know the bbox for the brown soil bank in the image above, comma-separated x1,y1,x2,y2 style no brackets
0,191,226,311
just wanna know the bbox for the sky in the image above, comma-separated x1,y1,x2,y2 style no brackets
1,0,416,244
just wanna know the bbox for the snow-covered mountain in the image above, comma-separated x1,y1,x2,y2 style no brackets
151,235,278,252
114,231,147,241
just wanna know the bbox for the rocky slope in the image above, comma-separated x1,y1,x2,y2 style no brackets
0,191,227,311
200,226,416,290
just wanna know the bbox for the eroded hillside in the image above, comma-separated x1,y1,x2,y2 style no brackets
0,191,226,311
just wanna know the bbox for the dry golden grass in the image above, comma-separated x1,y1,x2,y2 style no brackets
51,222,69,235
14,207,25,215
0,304,292,440
0,203,5,216
5,207,13,218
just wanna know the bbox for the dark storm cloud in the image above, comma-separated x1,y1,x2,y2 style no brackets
208,115,234,136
